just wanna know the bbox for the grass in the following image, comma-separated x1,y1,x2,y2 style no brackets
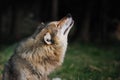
0,45,15,73
50,43,120,80
0,43,120,80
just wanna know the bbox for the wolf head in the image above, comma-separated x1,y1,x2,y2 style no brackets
17,14,74,56
33,14,74,46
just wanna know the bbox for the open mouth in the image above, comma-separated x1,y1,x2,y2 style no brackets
62,14,74,35
63,20,74,35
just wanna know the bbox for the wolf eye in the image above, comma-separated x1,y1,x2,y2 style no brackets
47,39,54,43
46,39,51,42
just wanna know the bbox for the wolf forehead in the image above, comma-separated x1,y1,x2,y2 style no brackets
32,22,57,37
38,22,58,33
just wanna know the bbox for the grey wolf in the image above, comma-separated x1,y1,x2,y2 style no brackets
2,14,74,80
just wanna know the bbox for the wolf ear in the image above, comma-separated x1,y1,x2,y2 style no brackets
44,32,52,44
32,22,45,39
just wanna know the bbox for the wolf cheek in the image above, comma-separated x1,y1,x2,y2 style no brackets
44,32,52,45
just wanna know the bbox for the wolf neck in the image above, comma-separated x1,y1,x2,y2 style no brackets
17,41,67,75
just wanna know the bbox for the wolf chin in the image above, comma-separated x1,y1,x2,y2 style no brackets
2,14,74,80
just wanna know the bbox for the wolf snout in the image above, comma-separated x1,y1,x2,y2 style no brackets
58,14,74,35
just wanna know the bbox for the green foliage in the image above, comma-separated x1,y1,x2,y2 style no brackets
0,44,16,74
0,43,120,80
50,43,120,80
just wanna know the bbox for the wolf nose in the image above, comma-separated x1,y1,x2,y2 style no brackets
66,13,72,18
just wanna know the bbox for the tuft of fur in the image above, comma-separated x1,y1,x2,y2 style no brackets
2,14,74,80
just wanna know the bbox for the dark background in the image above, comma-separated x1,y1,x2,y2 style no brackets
0,0,120,45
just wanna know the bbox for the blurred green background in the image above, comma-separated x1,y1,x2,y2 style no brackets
0,43,120,80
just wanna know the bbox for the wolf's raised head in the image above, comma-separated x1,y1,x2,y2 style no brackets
33,14,74,46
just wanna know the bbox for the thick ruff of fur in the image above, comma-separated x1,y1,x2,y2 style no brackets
2,14,74,80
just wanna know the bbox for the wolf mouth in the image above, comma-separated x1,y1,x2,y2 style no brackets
64,19,74,35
